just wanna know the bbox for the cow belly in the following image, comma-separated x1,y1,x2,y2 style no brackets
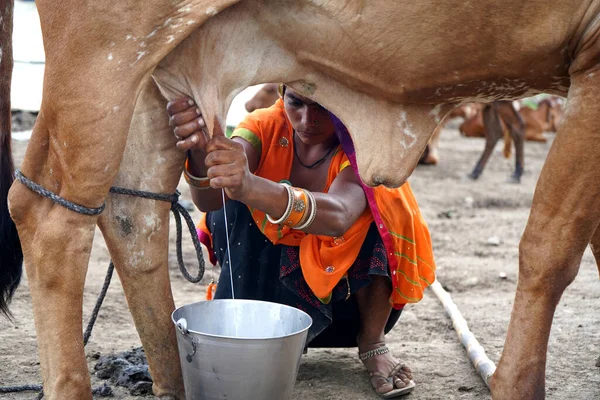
251,0,593,102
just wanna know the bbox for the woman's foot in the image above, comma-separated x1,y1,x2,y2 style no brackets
358,341,414,398
354,276,414,397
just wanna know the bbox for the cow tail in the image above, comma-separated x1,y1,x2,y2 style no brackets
0,0,23,319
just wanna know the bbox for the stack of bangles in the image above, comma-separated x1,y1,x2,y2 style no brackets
183,158,211,190
266,183,317,230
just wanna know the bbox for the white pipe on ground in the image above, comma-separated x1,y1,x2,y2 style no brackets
429,280,497,387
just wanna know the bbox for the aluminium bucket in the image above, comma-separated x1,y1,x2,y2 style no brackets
172,299,312,400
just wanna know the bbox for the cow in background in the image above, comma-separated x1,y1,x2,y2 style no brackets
465,101,525,182
458,102,516,160
461,97,565,142
458,97,565,181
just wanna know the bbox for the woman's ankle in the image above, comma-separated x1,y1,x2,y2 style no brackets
356,332,386,352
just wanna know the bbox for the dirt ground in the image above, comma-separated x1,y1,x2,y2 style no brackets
2,121,599,399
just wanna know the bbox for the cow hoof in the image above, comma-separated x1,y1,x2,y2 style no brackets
506,175,521,184
467,172,480,180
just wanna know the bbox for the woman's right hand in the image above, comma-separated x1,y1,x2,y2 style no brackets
166,97,209,151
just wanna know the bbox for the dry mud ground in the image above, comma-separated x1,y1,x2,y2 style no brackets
2,124,599,399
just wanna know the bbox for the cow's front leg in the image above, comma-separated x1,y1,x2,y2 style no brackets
490,71,600,399
98,81,187,399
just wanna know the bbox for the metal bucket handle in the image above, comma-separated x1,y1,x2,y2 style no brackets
176,318,197,363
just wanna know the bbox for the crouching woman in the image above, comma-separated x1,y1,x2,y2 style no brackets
167,86,436,398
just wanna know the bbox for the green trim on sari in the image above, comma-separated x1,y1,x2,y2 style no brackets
231,128,262,157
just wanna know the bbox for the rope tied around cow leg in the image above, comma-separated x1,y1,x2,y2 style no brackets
14,169,106,215
6,170,206,397
13,169,205,283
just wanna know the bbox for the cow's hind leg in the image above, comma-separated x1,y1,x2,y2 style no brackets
7,43,158,400
97,81,187,399
468,105,502,180
7,94,136,400
490,71,600,399
6,2,231,396
498,101,526,183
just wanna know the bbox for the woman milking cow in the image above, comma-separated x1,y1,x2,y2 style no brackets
166,84,436,398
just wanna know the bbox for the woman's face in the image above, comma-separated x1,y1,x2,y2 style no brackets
283,88,336,145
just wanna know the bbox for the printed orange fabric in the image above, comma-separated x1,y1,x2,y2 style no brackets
372,183,436,305
197,98,436,305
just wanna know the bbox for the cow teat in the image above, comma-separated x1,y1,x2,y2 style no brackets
211,115,225,138
368,174,406,189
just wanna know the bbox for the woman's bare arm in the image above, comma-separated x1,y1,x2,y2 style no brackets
239,167,367,237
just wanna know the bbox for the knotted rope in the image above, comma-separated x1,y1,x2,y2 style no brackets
2,170,206,397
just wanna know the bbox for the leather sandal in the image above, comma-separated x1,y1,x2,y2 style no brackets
359,345,416,398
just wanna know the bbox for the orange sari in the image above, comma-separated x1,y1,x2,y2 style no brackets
198,99,436,308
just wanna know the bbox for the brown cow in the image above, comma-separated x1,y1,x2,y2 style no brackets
458,101,526,182
3,2,600,400
458,103,487,138
459,98,565,179
462,98,565,142
448,103,480,122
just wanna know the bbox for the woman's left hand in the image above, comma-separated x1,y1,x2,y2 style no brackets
204,135,254,201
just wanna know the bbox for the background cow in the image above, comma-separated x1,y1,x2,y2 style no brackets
456,101,525,182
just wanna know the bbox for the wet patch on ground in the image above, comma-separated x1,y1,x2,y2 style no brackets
93,347,153,396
